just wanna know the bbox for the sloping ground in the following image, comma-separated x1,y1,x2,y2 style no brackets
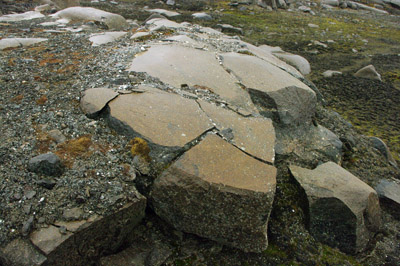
0,1,399,266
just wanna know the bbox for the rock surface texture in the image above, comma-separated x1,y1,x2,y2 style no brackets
151,134,277,252
289,162,381,253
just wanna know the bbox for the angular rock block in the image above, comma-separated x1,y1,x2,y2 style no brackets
375,179,400,218
289,162,381,253
220,52,316,127
1,239,47,266
28,195,146,266
151,134,277,252
80,88,119,118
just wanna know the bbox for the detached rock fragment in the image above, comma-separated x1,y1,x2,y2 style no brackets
289,162,381,253
80,88,119,118
354,64,382,81
28,152,64,176
29,196,146,265
151,134,276,252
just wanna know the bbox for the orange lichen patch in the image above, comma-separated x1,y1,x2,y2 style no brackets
56,135,93,167
10,94,23,103
36,95,48,105
34,126,52,153
129,137,151,162
8,58,16,66
122,163,131,176
39,58,63,66
27,46,46,53
56,64,77,74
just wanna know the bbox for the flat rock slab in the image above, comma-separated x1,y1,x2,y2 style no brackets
128,44,255,111
220,52,316,126
146,18,186,31
29,197,146,265
0,38,48,50
80,88,119,118
151,134,276,252
52,7,128,30
289,162,381,253
0,11,45,22
146,8,180,17
107,87,213,147
89,32,127,46
199,101,275,163
354,64,382,81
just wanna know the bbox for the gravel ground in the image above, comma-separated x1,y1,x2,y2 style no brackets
1,1,400,265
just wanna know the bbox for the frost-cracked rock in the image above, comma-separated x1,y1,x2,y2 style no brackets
127,44,255,111
289,162,381,253
151,134,276,252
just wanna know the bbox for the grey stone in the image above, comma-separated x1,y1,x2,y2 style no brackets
272,52,311,75
151,134,277,252
220,52,316,127
0,11,45,22
354,64,382,81
63,207,84,221
0,38,48,51
192,12,212,20
22,216,34,237
322,70,342,78
146,8,180,17
80,88,119,118
348,1,388,13
289,162,381,253
375,180,400,213
30,196,146,265
48,129,66,144
1,239,47,266
89,32,127,46
36,179,56,189
298,5,311,12
131,31,151,40
216,24,243,35
166,0,175,5
321,0,339,6
52,7,129,30
370,137,398,167
28,152,64,177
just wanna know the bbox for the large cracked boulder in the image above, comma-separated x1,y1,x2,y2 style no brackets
289,162,381,253
151,134,277,252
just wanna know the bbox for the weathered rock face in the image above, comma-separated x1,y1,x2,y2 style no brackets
89,32,127,46
220,52,316,127
354,64,382,81
0,11,45,22
128,45,256,111
151,134,276,252
107,87,213,148
27,196,145,266
289,162,381,253
272,52,311,75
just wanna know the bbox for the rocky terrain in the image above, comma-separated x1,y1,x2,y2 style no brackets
0,0,400,265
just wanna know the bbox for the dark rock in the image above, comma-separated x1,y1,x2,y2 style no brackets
0,239,47,266
375,179,400,218
22,216,34,237
30,196,146,265
36,178,57,189
216,24,243,35
28,152,64,177
370,137,398,168
151,134,277,252
289,162,381,253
